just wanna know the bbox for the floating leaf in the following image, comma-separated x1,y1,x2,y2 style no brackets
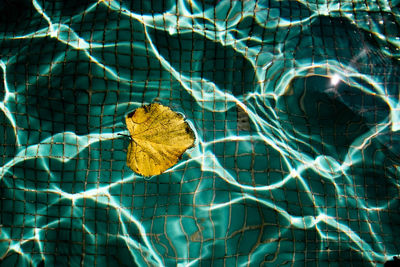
125,103,195,177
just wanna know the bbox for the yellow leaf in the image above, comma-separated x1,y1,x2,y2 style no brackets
125,103,195,177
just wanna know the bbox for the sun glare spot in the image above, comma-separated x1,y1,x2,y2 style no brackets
330,74,341,86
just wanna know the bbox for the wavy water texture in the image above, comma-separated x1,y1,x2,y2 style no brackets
0,0,399,266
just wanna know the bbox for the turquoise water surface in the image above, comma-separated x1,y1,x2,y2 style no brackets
0,0,399,266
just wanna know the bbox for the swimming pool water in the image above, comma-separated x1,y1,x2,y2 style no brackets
0,0,399,266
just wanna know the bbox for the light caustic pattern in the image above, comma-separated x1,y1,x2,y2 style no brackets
0,0,399,266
